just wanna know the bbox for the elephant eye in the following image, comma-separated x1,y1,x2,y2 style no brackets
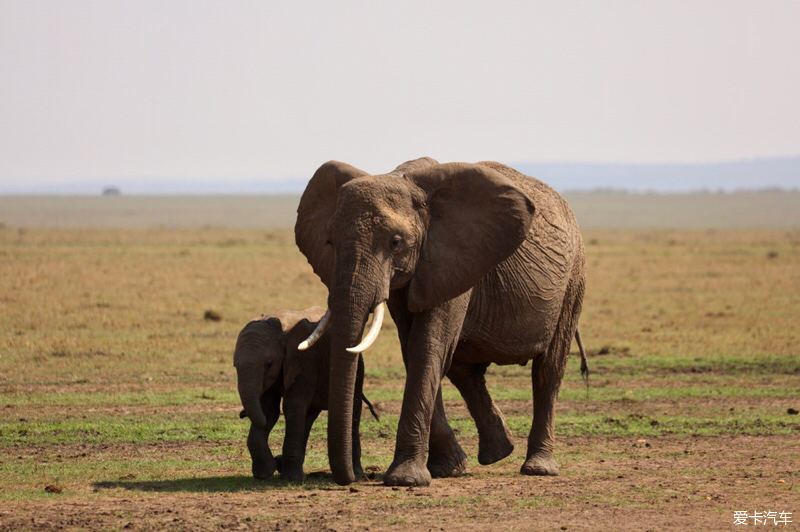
324,239,332,247
390,234,403,249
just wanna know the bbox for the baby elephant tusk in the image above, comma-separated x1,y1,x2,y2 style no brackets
297,309,331,351
346,302,385,354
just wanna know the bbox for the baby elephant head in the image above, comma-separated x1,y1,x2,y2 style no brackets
233,317,285,427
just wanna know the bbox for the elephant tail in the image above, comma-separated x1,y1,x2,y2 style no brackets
361,393,380,422
575,328,590,389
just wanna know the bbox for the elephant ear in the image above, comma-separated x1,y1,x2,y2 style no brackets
295,161,369,288
390,156,439,175
405,162,536,312
283,318,320,391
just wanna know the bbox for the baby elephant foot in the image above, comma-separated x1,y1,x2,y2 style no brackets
427,442,468,478
384,458,432,487
280,468,305,481
251,455,276,480
477,423,514,466
520,451,560,476
275,455,305,481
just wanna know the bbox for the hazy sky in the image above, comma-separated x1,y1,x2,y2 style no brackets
1,1,799,191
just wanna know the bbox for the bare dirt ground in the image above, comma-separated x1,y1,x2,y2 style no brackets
2,419,796,530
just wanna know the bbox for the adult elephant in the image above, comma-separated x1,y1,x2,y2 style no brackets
295,157,586,487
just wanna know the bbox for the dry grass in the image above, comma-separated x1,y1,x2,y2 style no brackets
1,226,798,530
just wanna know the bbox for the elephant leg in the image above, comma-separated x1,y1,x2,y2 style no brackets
281,400,311,481
385,294,469,487
522,275,584,476
303,409,321,443
278,407,321,476
522,362,562,476
447,360,513,465
248,389,281,479
426,385,467,478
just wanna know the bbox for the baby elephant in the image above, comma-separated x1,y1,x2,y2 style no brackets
234,306,376,481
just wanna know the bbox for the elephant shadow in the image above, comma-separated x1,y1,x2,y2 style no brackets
91,471,340,493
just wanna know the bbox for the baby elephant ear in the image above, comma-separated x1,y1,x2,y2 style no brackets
295,161,369,288
405,162,536,312
283,318,320,391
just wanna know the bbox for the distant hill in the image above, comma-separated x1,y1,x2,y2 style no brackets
562,189,800,229
513,157,800,193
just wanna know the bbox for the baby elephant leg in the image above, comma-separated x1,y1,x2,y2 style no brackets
248,390,281,479
280,402,320,481
352,355,366,479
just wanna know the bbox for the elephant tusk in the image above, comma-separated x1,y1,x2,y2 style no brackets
346,302,385,354
297,309,331,351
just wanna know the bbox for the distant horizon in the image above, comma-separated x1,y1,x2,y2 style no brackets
2,155,798,196
2,188,799,230
3,185,799,197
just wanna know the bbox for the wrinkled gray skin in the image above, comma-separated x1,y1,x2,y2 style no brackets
233,307,365,481
296,158,585,486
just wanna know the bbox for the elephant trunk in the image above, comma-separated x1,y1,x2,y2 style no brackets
237,366,267,427
327,259,384,485
327,334,362,485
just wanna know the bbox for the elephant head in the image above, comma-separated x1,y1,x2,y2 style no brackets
234,318,280,428
294,158,535,484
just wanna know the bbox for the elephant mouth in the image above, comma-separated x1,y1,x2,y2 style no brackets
298,301,386,354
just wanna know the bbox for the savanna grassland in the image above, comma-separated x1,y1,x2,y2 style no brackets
0,195,799,530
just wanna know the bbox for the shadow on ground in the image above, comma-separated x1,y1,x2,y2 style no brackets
92,471,342,493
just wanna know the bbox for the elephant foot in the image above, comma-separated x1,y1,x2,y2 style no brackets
384,458,432,487
477,423,514,465
520,451,560,476
427,440,468,478
353,463,365,480
280,469,305,481
251,456,276,480
275,455,305,481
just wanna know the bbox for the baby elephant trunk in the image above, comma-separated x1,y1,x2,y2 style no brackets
237,366,267,427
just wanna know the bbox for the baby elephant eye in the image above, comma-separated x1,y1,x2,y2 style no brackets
390,235,403,249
